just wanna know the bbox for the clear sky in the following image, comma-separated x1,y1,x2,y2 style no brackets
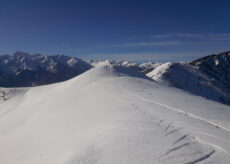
0,0,230,61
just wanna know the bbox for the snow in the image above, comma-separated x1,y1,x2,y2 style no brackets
146,63,230,104
0,51,91,75
146,62,172,81
87,60,139,68
0,65,230,163
86,59,159,71
0,51,92,87
0,88,15,103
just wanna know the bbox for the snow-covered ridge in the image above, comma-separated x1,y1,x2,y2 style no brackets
1,50,230,105
0,51,92,87
146,63,230,104
0,65,230,163
146,51,230,105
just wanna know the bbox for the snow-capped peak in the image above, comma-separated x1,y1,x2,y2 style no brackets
0,51,92,87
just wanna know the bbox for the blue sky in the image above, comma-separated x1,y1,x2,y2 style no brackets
0,0,230,61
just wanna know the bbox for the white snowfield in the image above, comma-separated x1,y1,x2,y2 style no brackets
1,65,230,164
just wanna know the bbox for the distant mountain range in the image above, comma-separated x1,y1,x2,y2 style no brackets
0,51,92,87
0,50,230,105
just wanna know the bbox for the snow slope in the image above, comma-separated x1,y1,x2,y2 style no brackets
1,65,230,164
146,63,230,105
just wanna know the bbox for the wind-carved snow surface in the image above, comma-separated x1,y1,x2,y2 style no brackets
0,65,230,164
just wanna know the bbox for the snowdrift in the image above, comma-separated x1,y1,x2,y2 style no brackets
1,65,230,164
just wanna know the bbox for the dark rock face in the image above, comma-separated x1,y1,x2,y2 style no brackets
188,51,230,104
190,51,230,93
0,51,92,87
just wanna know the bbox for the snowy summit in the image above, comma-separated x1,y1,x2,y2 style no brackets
0,59,230,163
